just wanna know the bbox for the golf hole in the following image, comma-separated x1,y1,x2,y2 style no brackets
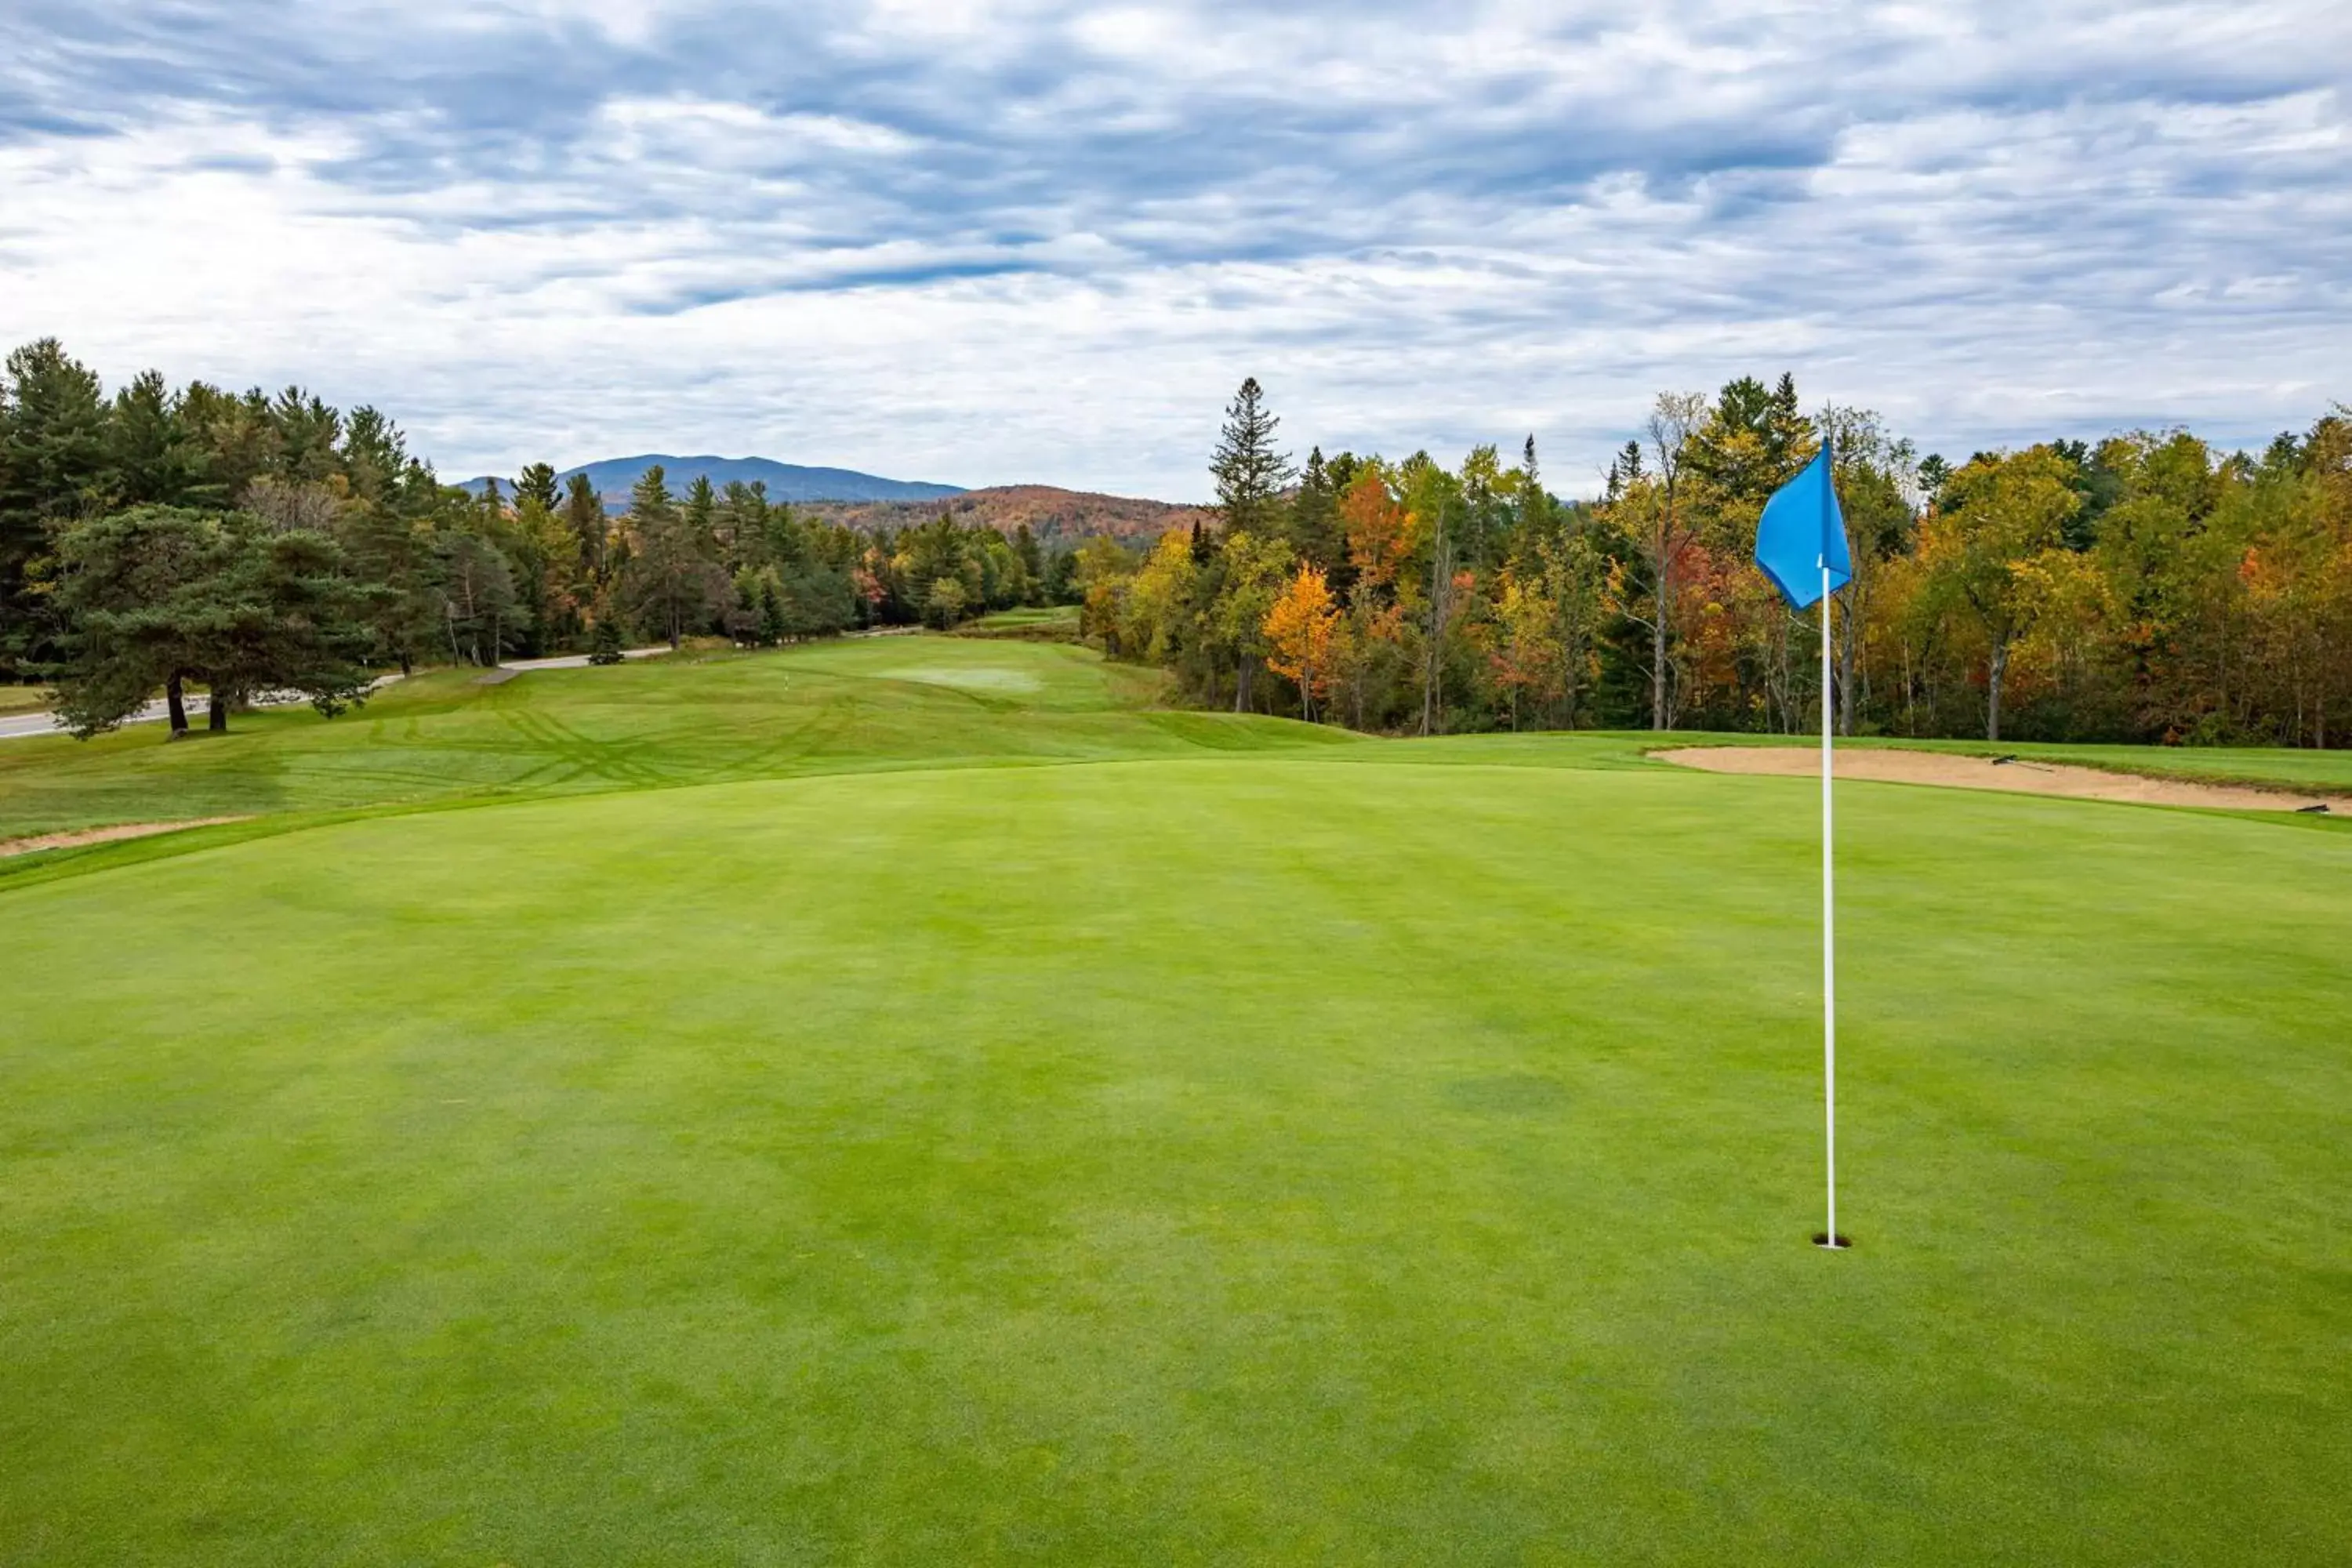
1813,1232,1853,1250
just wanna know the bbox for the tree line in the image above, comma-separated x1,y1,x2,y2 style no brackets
1081,377,2352,746
0,339,1081,735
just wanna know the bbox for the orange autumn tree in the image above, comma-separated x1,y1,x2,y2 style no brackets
1264,564,1340,720
1341,466,1412,593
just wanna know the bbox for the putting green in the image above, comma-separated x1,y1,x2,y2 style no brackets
877,662,1047,692
3,717,2348,1562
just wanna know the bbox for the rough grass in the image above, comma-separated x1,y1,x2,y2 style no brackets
3,638,2349,1563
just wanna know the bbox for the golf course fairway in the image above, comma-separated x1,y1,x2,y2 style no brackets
2,639,2347,1563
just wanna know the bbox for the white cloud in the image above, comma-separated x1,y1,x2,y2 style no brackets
1,0,2347,496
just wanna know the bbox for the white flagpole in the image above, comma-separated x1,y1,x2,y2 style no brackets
1820,561,1839,1248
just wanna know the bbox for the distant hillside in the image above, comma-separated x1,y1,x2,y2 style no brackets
804,485,1216,550
460,454,964,507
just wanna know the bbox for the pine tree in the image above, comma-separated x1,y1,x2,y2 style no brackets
1210,376,1295,538
515,462,560,514
1013,522,1044,603
107,370,208,508
50,505,376,736
563,472,607,586
1288,445,1341,569
1517,434,1555,543
48,506,228,736
588,611,626,665
200,515,378,728
1,339,111,676
620,464,724,648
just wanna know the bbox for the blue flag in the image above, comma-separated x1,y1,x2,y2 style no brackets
1754,442,1852,610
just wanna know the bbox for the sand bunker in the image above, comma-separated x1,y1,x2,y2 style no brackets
0,817,250,858
1657,746,2350,815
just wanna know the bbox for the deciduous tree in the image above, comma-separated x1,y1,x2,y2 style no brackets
1264,563,1338,720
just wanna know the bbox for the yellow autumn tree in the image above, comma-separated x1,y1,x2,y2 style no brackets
1263,563,1339,721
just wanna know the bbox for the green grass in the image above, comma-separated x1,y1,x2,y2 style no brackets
9,637,2343,862
0,637,1356,851
969,605,1080,627
0,684,53,716
3,638,2350,1563
956,605,1085,641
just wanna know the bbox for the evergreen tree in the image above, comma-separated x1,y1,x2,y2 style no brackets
1210,376,1295,537
588,609,626,665
266,387,342,483
0,339,111,675
514,462,560,516
1287,445,1341,570
758,575,789,644
1044,547,1078,604
719,481,770,572
1516,435,1555,544
340,499,437,675
684,474,720,559
50,505,376,735
198,516,379,729
107,370,209,508
563,472,607,586
434,514,521,668
506,481,572,655
1013,522,1045,603
48,506,230,736
339,407,410,509
620,464,727,648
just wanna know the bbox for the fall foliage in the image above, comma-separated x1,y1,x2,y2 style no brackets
1264,564,1338,719
1085,376,2352,748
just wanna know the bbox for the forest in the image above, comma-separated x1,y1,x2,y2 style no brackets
1091,378,2352,746
0,339,1076,735
3,335,2346,746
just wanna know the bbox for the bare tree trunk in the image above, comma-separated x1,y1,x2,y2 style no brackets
1650,564,1668,732
165,672,189,738
1836,601,1859,737
1234,656,1254,713
1987,639,2009,742
208,687,229,733
1650,475,1677,732
1422,508,1450,736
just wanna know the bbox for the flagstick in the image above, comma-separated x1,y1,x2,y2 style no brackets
1820,562,1841,1250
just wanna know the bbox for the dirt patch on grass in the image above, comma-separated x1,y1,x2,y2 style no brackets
1,817,251,858
1657,746,2352,815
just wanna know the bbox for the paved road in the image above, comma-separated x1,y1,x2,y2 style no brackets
485,648,670,673
0,648,670,741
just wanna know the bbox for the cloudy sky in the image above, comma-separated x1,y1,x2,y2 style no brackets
3,2,2347,499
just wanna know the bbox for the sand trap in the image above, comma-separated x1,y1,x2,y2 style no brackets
0,817,251,858
1657,746,2351,815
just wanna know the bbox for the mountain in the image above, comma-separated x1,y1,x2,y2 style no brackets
459,454,965,507
800,485,1217,550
